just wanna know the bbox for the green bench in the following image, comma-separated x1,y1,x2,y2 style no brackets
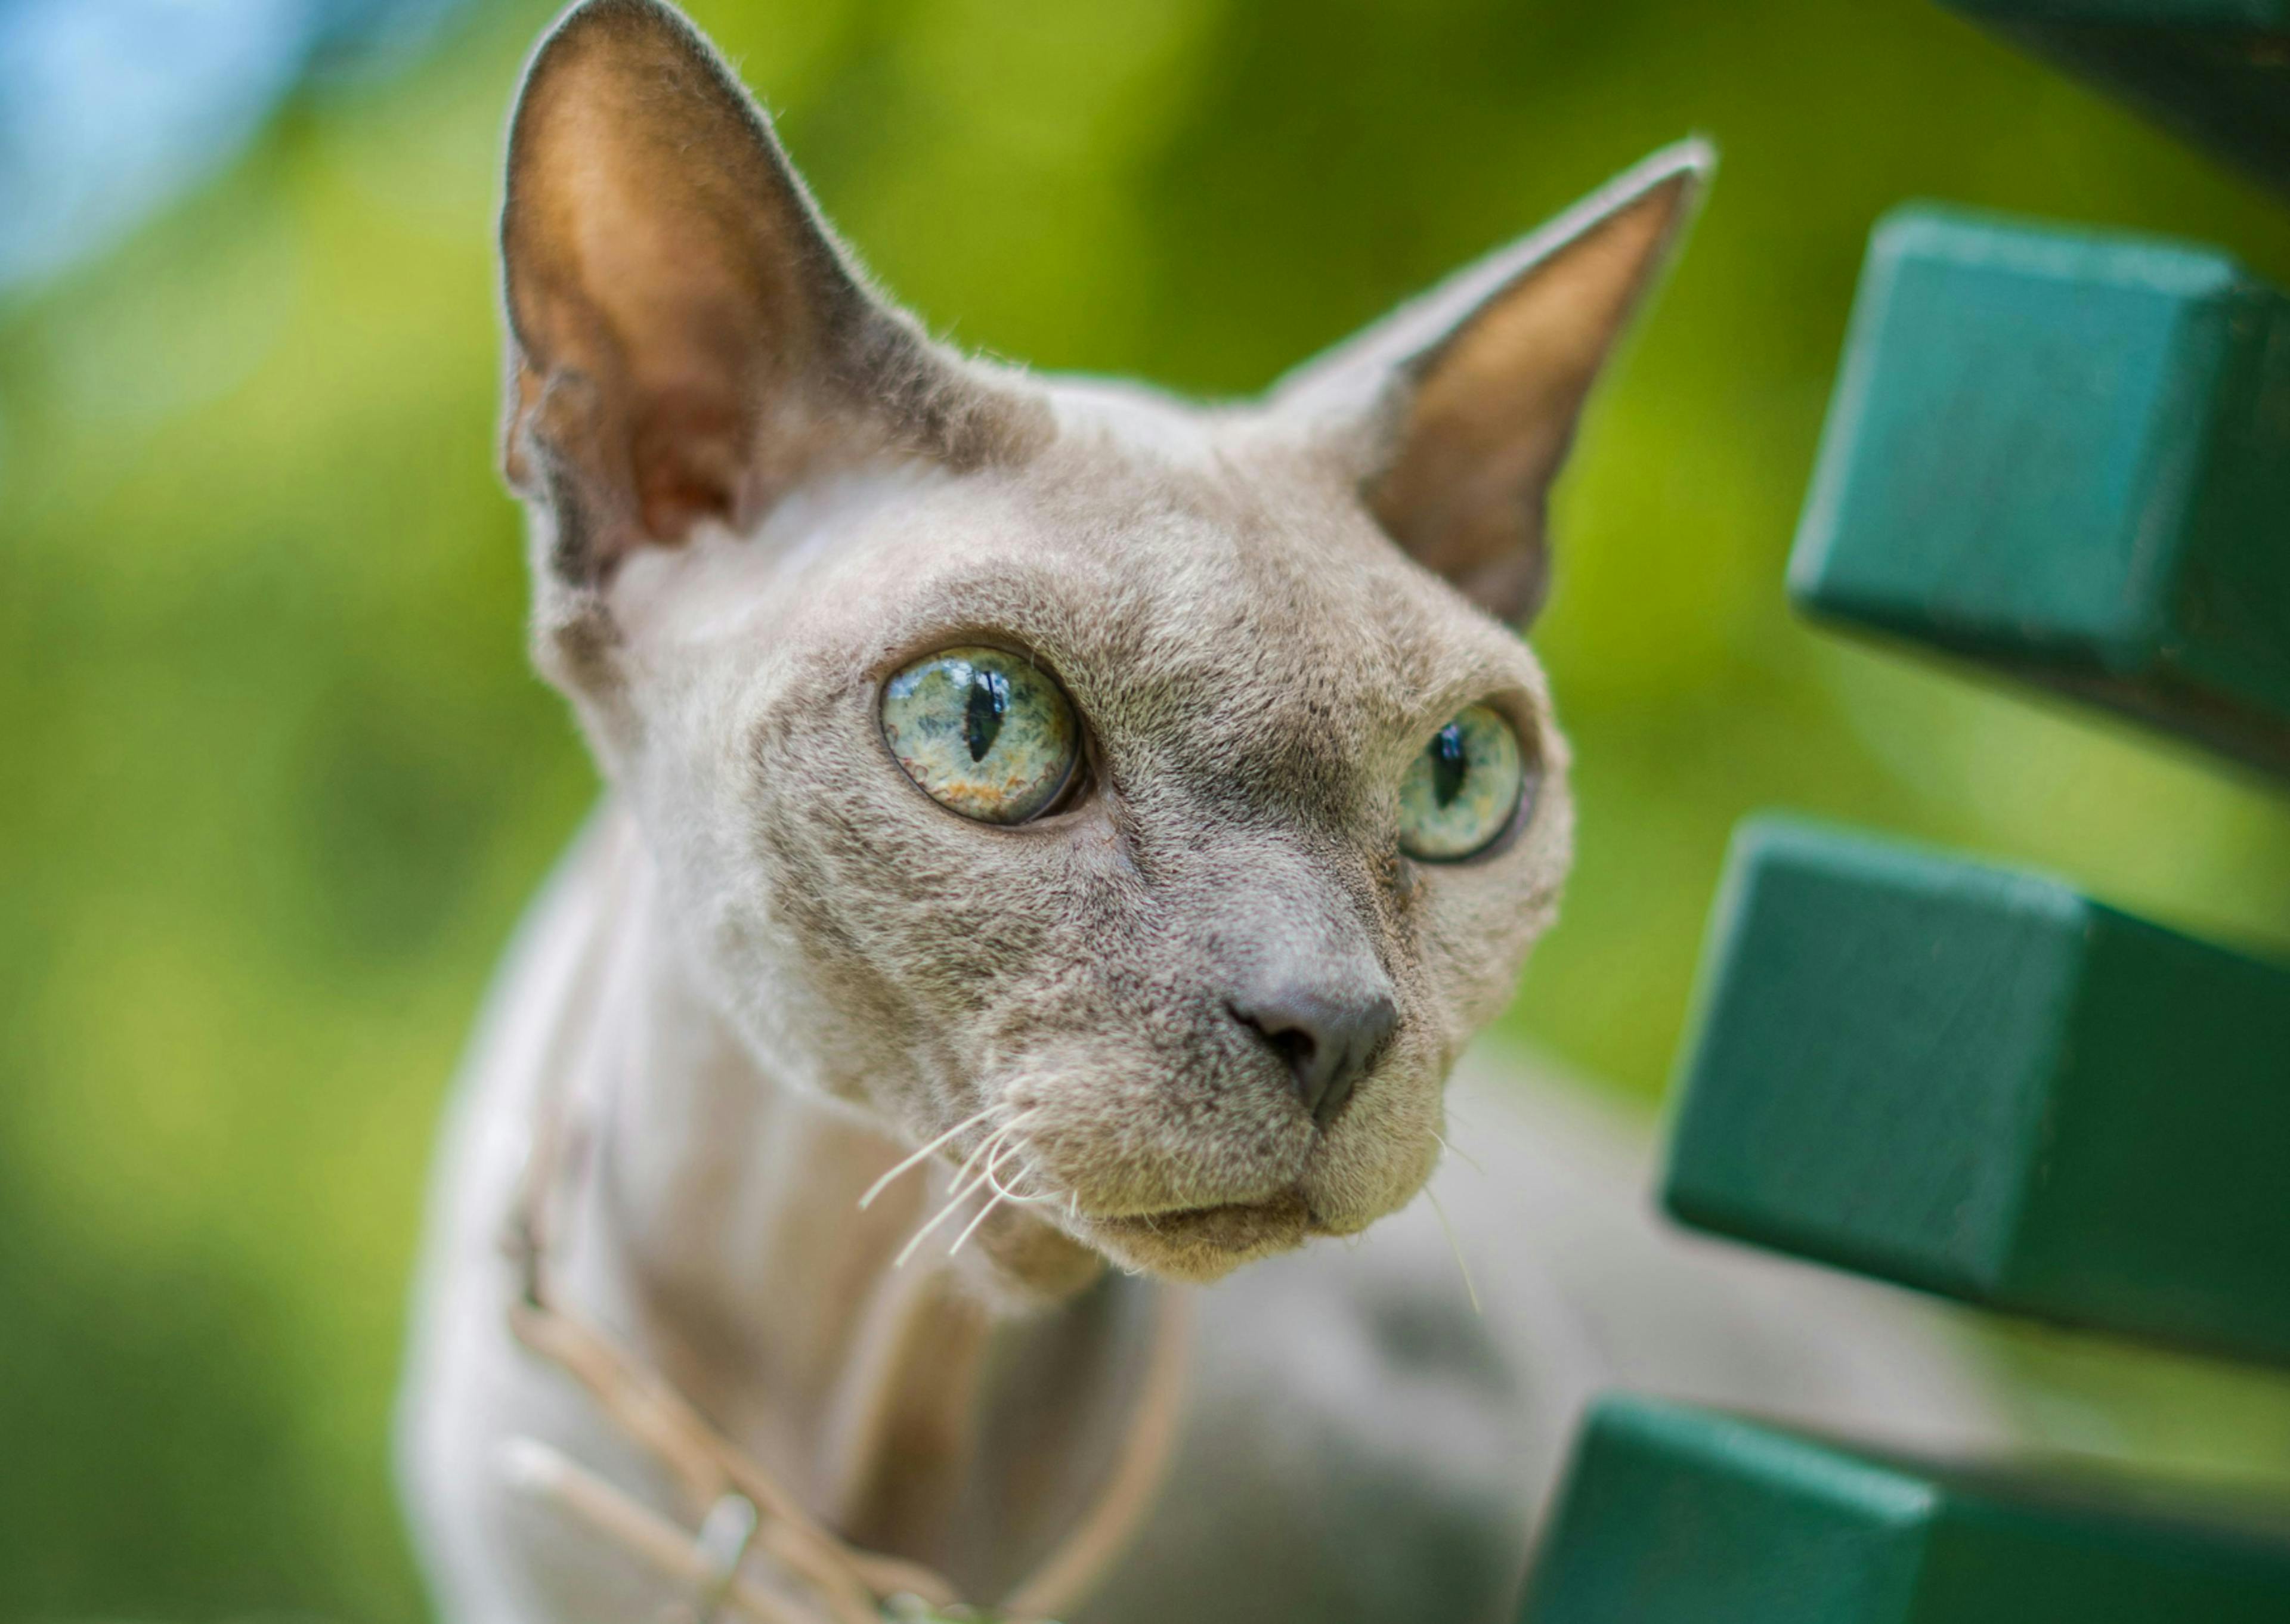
1517,4,2290,1616
1667,819,2290,1369
1524,1396,2290,1623
1940,0,2290,200
1790,208,2290,776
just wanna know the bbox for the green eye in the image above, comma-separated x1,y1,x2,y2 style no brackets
1397,704,1526,861
881,646,1081,825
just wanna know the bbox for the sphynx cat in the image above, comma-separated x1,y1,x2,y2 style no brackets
397,2,1999,1619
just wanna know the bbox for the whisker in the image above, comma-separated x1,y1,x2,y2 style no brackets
974,1132,1041,1204
892,1115,1035,1268
980,1142,1064,1207
947,1187,1011,1257
945,1116,1030,1206
960,1109,1035,1182
1423,1185,1481,1316
894,1184,978,1269
858,1103,998,1210
941,1132,1069,1259
926,1116,1025,1225
895,1161,1002,1270
967,1127,1025,1187
1429,1128,1485,1177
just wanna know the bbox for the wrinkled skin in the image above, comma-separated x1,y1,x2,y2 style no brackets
595,407,1572,1288
395,4,2004,1620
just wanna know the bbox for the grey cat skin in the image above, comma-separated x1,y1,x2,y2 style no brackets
396,3,2001,1619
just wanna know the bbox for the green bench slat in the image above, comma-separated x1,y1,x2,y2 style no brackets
1789,207,2290,777
1519,1394,2290,1624
1939,1,2290,199
1663,817,2290,1367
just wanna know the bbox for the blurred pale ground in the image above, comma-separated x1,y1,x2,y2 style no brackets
5,0,2290,1614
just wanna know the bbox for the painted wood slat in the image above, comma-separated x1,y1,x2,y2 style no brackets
1939,0,2290,198
1519,1394,2290,1624
1661,817,2290,1368
1789,207,2290,777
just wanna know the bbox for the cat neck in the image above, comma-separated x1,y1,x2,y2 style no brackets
544,803,1151,1580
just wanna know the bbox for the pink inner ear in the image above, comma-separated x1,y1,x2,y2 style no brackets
1369,173,1694,623
544,102,800,546
630,388,747,541
498,2,841,567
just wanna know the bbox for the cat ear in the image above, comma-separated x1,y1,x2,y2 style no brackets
1271,141,1713,625
500,0,1025,584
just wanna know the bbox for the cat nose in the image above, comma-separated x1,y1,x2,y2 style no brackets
1230,984,1398,1128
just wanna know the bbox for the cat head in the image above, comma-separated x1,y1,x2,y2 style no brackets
499,0,1707,1290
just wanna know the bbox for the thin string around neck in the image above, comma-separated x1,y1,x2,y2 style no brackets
496,827,1191,1622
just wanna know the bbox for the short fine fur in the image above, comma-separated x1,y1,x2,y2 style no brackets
397,4,2002,1619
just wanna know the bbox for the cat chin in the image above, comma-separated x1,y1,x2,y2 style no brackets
1083,1191,1316,1284
944,1183,1347,1296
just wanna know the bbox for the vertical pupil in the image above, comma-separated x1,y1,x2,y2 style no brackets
1429,724,1469,808
964,667,1008,762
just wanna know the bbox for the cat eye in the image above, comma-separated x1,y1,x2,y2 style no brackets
880,646,1082,825
1397,704,1527,861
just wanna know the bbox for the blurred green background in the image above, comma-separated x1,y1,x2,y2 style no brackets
5,0,2290,1616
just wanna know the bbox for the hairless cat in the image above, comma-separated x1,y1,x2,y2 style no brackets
397,4,2000,1619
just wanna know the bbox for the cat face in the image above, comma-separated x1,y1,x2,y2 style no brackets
499,0,1706,1287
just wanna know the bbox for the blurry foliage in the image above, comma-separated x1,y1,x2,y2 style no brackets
0,0,474,290
4,0,2290,1616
